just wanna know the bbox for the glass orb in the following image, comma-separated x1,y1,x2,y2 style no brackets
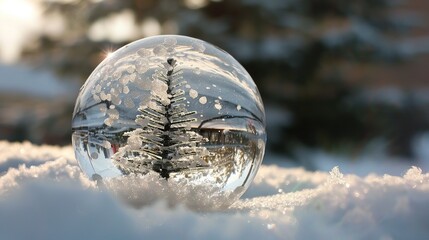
72,35,266,208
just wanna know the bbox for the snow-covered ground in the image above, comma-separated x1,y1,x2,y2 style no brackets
0,141,428,240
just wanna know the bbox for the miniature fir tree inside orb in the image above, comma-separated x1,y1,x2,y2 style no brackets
72,35,266,208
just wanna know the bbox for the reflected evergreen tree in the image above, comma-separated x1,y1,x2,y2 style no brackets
113,58,209,178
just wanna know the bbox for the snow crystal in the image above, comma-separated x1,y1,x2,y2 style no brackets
1,141,429,240
111,95,121,105
112,70,122,79
137,64,149,74
148,101,159,110
102,140,111,149
168,46,177,53
152,79,168,95
193,42,206,52
139,95,151,107
153,45,167,56
92,94,100,102
127,135,141,149
164,37,177,46
110,87,119,96
104,118,114,126
119,75,130,85
107,109,119,120
257,139,264,149
123,86,130,94
99,92,112,101
214,103,222,110
99,105,107,113
137,48,151,57
126,65,135,74
129,73,137,82
194,67,201,75
95,84,102,93
100,91,108,101
151,80,170,102
328,166,347,186
199,96,207,104
189,89,198,99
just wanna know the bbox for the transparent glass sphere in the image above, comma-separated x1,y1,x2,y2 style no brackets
72,35,266,208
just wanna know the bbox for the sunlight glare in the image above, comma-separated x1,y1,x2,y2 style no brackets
106,51,114,59
101,47,116,60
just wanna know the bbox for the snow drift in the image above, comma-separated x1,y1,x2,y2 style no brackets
0,141,428,240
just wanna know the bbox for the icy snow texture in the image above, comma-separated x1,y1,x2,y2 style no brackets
1,141,429,240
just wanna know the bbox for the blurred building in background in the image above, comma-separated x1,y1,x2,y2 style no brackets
1,0,429,162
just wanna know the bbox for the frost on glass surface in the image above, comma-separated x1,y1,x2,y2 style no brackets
72,35,266,208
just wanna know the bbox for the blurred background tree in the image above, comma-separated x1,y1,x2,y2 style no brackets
3,0,429,161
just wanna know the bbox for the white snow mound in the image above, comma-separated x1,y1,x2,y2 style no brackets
0,141,428,240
